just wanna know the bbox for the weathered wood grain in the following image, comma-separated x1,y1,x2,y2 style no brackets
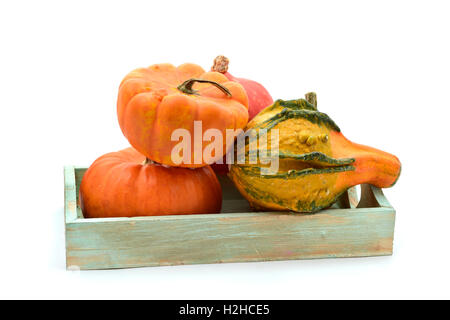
64,166,77,223
64,166,396,270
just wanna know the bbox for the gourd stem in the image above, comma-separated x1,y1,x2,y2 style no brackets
177,78,232,97
305,92,317,110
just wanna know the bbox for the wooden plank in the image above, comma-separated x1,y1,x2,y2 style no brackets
358,184,393,208
66,207,394,270
64,166,77,223
65,166,395,270
347,186,359,208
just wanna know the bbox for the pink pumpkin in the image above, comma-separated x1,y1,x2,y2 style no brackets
211,55,273,120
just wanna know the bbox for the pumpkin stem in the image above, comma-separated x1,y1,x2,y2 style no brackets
177,78,232,97
142,157,154,165
212,55,229,73
305,92,317,110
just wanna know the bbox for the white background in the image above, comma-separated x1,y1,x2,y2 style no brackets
1,0,449,299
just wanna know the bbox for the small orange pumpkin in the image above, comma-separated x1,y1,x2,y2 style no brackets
117,63,249,168
80,148,222,218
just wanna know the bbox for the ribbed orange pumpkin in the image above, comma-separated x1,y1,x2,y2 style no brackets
117,63,249,168
79,148,222,218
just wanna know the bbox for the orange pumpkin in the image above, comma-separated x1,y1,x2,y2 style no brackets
80,148,222,218
117,63,249,168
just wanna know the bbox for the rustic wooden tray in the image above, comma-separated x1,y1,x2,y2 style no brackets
64,166,395,270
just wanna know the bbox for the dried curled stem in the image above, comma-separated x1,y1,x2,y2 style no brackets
212,55,230,73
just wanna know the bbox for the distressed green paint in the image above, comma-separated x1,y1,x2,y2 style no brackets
64,166,395,270
64,166,77,223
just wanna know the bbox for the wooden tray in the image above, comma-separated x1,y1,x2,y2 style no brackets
64,166,395,270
